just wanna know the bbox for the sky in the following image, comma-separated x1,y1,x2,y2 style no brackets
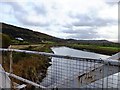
0,0,119,42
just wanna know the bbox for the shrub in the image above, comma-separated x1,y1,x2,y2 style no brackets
0,33,11,48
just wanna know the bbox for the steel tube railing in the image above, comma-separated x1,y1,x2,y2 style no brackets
0,48,120,66
0,48,120,88
0,71,46,89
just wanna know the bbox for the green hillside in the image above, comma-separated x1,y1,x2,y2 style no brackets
0,22,63,44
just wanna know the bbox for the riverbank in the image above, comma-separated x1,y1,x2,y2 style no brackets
2,44,52,88
11,43,120,56
43,43,119,56
66,44,120,56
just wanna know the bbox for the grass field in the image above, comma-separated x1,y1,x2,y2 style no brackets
66,44,120,55
11,43,120,56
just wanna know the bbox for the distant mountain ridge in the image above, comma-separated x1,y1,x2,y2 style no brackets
0,22,117,45
66,39,116,44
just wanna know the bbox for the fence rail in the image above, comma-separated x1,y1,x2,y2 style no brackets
0,48,120,89
0,71,46,89
0,48,120,66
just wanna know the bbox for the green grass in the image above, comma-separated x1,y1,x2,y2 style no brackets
66,44,120,55
11,43,120,56
11,44,43,49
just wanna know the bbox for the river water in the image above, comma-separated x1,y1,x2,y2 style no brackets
40,46,111,88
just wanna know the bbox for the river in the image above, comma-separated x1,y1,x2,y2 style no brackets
40,46,111,88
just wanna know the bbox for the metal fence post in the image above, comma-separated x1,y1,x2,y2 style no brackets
8,45,13,88
8,45,13,74
9,51,13,74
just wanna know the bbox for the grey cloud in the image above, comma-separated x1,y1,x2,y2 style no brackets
3,2,50,27
63,29,79,34
68,33,99,40
62,27,99,39
14,14,50,27
62,27,96,34
62,24,73,29
67,31,99,40
3,2,27,14
69,13,117,27
106,2,118,6
33,4,47,16
104,0,119,6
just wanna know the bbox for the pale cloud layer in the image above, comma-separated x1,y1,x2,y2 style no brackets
0,0,119,42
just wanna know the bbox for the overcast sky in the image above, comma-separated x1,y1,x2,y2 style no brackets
0,0,119,42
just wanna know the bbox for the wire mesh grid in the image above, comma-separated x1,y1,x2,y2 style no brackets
40,56,120,89
0,49,120,89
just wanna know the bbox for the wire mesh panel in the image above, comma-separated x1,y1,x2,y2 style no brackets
0,48,120,89
82,63,120,88
40,56,120,89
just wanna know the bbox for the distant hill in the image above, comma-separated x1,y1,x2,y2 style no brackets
0,22,118,45
66,39,117,45
0,22,64,44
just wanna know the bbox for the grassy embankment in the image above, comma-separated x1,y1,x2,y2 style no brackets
2,44,52,88
66,44,120,56
11,42,120,56
19,43,120,55
39,42,119,56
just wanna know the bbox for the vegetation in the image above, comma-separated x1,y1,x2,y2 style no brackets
66,44,120,56
11,39,29,45
2,44,52,88
0,33,11,48
11,43,119,56
11,44,53,53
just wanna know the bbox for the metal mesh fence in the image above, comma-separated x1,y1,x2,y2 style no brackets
40,57,120,89
0,48,120,89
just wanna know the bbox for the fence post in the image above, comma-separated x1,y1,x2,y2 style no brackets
8,45,13,88
8,45,13,74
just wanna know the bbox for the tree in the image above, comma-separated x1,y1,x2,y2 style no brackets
0,33,11,48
